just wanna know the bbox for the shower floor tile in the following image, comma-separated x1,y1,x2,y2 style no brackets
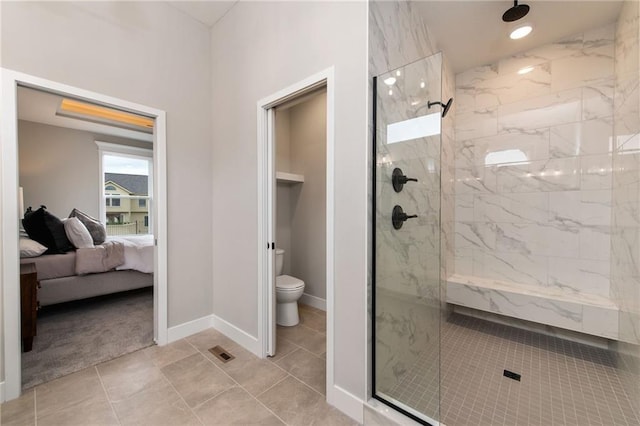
389,313,640,426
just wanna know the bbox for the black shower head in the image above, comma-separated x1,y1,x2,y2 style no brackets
427,98,454,118
502,0,530,22
441,98,453,118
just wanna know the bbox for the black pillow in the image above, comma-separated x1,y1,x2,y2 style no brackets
22,206,73,254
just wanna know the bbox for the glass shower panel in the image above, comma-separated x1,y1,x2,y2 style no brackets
373,53,442,425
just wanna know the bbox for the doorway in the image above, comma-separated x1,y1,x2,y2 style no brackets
256,68,337,400
1,69,168,402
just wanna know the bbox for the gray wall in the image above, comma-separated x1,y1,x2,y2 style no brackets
289,92,327,301
276,108,292,275
276,92,327,301
211,1,367,398
2,1,212,342
18,120,147,219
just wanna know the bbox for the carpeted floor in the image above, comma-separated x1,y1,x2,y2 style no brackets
22,287,154,390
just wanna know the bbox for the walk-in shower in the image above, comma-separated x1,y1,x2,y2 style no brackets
371,1,640,425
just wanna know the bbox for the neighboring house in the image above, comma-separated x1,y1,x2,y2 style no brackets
104,173,149,234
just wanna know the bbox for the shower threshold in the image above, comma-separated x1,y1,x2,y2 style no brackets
374,391,441,426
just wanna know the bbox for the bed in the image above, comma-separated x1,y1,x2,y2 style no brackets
20,235,154,306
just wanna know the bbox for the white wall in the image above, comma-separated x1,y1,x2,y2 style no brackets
1,2,212,330
18,120,147,219
211,1,367,398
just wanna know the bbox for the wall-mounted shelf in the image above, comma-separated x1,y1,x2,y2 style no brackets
276,171,304,184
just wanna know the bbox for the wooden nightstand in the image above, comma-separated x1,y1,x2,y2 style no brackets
20,263,39,352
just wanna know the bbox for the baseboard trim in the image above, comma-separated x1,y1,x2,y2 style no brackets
211,314,261,357
167,315,213,343
300,293,326,311
0,380,5,402
327,384,363,423
167,314,261,358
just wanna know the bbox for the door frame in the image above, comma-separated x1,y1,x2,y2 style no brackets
256,67,335,393
0,68,169,401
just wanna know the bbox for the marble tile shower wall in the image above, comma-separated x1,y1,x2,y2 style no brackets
370,0,451,409
453,24,617,299
612,0,640,347
611,0,640,416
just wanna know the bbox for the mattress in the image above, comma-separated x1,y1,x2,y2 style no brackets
38,270,153,306
20,251,76,280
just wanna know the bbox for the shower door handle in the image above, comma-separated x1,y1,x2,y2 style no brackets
392,205,417,230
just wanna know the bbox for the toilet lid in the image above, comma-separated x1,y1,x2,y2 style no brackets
276,275,304,290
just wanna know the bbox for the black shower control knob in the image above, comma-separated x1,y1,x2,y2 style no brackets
392,168,418,192
392,205,417,230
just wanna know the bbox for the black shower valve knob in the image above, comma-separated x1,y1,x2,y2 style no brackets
392,205,417,230
392,167,418,192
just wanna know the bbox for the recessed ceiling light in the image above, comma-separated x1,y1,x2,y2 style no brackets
384,77,397,86
388,89,393,96
420,81,426,89
518,66,534,75
510,25,532,40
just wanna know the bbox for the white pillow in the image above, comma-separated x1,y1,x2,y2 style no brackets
20,238,47,258
64,217,95,249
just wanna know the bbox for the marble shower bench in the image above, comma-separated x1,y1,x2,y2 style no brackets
446,274,619,340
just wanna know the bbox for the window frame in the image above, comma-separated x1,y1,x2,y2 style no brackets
96,141,153,235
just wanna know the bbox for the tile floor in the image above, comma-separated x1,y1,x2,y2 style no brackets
388,313,640,426
1,304,356,426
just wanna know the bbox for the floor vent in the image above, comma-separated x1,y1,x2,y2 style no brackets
209,345,235,363
503,369,521,381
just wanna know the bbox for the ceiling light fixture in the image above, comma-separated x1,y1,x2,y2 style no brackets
384,77,397,86
510,24,533,40
58,99,154,132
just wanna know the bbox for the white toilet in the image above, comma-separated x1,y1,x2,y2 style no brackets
275,248,305,326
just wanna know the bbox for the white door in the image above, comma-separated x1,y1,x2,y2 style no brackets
266,107,277,356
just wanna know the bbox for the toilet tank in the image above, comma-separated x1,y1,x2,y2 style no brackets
275,248,284,276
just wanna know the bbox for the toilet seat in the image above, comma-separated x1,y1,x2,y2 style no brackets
276,275,304,290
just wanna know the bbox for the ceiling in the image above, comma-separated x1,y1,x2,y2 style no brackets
415,1,624,73
18,87,153,143
167,1,624,74
168,1,237,27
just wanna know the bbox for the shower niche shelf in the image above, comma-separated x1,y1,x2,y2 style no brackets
276,171,304,184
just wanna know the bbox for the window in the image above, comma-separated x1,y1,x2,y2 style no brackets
97,142,152,236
